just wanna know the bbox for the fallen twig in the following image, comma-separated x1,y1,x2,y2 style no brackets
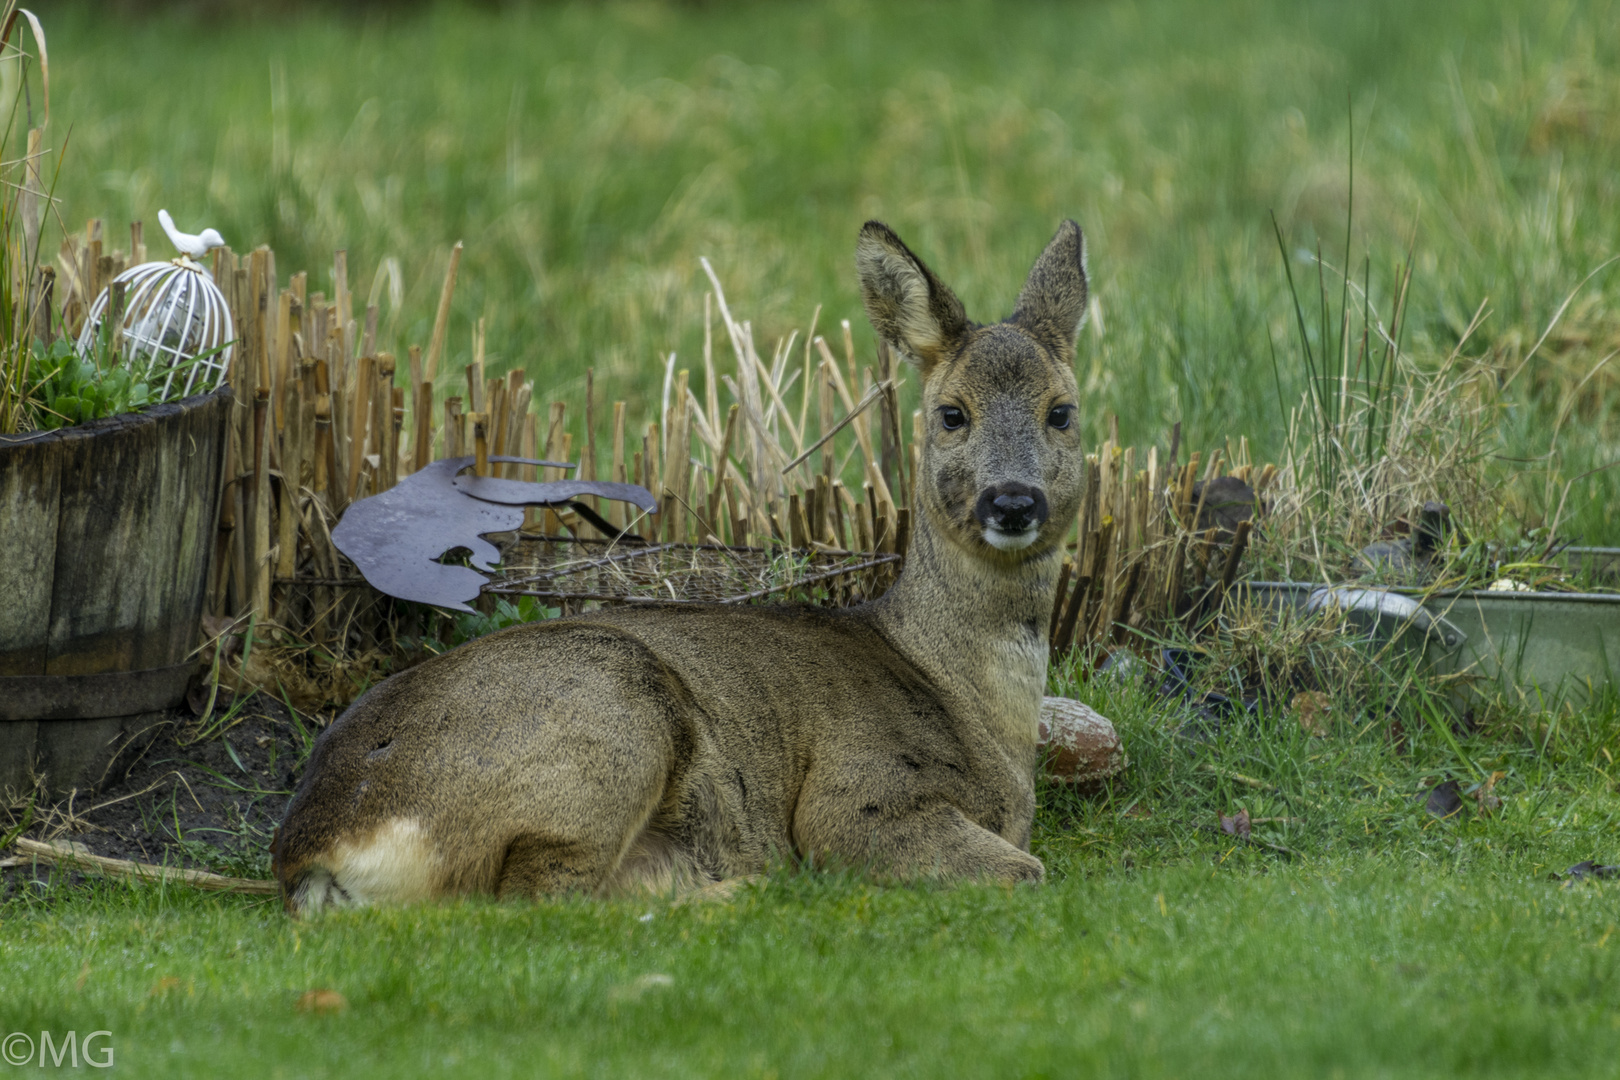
9,837,279,895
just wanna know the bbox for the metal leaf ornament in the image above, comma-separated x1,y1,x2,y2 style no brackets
332,456,658,611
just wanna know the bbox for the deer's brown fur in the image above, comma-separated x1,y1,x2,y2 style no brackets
272,220,1090,914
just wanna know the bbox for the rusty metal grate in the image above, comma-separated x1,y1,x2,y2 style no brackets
483,534,902,609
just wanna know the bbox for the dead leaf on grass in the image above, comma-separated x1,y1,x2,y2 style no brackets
295,989,349,1014
1474,771,1505,816
1219,808,1252,839
1292,691,1332,737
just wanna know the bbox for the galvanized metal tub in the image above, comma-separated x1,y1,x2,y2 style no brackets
1243,579,1620,705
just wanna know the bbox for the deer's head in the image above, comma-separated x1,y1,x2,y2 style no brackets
857,220,1089,566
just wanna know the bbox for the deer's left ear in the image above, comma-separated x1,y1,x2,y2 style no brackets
1012,220,1088,362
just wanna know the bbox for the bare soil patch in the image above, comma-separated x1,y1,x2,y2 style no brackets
1,693,323,900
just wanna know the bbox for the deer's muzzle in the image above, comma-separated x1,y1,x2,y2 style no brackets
975,482,1049,550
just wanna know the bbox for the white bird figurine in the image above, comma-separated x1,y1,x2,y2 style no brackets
158,209,226,261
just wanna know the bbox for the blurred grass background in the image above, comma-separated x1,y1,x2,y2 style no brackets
40,0,1620,540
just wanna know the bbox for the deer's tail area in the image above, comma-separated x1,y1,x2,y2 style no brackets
271,621,706,916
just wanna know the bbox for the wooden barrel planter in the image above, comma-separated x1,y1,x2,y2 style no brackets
0,388,232,799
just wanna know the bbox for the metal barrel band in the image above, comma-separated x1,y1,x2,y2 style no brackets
0,662,196,721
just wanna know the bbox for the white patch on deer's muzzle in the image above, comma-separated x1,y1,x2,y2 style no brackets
983,526,1039,551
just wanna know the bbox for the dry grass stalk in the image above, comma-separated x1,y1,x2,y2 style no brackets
1259,324,1504,585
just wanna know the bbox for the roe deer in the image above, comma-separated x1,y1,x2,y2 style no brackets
271,220,1091,913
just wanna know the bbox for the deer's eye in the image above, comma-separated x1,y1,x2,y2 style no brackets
939,406,967,431
1047,405,1075,430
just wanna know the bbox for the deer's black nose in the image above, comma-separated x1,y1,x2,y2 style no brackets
974,483,1048,534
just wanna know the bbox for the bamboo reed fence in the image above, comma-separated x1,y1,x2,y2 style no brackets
31,220,1270,702
1050,431,1278,661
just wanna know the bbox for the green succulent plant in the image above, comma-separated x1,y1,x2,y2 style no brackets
29,337,155,429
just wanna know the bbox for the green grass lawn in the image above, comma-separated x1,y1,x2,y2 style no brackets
5,672,1619,1077
3,855,1617,1078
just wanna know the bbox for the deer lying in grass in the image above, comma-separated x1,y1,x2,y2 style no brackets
272,220,1090,914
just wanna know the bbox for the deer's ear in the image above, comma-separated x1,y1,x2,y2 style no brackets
856,221,968,373
1013,220,1088,361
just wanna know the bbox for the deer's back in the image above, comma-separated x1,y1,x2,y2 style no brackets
458,602,978,767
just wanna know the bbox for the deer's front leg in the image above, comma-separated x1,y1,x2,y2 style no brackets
791,773,1045,884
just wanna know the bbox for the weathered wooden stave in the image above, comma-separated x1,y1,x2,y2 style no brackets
0,388,231,797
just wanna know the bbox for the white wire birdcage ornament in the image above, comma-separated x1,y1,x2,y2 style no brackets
76,259,235,400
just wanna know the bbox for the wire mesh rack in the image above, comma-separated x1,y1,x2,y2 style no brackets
483,534,903,612
77,260,235,399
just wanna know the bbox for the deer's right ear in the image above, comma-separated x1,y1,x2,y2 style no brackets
856,221,968,373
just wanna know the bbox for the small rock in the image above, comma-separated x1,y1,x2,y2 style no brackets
1038,697,1126,784
1420,779,1463,819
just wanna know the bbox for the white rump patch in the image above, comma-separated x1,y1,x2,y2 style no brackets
983,526,1039,551
301,817,439,913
